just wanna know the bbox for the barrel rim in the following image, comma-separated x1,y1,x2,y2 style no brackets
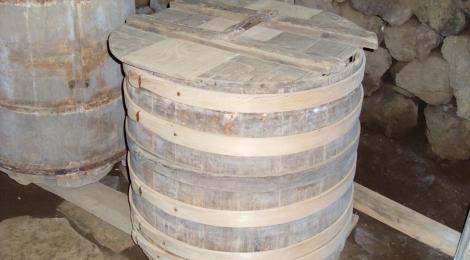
123,52,364,113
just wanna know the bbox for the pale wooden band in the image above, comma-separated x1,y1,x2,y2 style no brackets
128,156,355,228
126,127,358,178
124,85,362,157
124,53,364,113
130,190,354,260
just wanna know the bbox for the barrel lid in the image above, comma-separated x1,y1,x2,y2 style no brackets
109,0,377,93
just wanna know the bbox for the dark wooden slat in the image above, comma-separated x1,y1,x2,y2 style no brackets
267,13,378,50
455,210,470,260
171,0,258,20
354,183,460,256
126,15,340,73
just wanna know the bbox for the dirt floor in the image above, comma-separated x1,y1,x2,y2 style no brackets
1,123,469,260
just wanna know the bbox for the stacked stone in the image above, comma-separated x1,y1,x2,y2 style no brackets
295,0,470,160
135,0,169,14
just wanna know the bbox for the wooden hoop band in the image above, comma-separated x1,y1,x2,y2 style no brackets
128,156,355,228
130,190,354,260
124,85,362,157
124,53,364,113
127,127,358,179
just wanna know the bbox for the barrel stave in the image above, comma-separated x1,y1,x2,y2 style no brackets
0,0,134,186
131,187,353,252
108,0,377,257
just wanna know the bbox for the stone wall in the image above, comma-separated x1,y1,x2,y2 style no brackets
135,0,169,14
296,0,470,161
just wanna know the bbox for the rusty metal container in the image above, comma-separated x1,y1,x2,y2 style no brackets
0,0,135,187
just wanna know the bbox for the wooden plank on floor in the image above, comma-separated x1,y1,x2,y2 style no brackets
37,183,132,235
38,181,463,258
455,210,470,260
353,182,461,257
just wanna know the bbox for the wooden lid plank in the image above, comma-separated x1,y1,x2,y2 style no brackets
170,0,258,20
123,38,238,79
125,14,340,73
245,0,322,19
267,13,378,49
110,0,377,78
172,0,378,50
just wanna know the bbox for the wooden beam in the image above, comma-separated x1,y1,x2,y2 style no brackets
455,210,470,260
125,15,339,73
37,183,132,235
38,181,463,258
170,0,257,20
267,15,378,50
353,182,461,257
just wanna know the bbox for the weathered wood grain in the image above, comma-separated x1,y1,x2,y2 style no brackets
0,0,133,187
107,0,380,258
37,183,132,235
38,181,464,258
354,183,461,256
455,210,470,260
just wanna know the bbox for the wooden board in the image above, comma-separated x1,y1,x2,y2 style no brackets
37,183,132,235
455,210,470,260
110,0,377,78
354,183,461,256
174,0,378,49
37,182,463,257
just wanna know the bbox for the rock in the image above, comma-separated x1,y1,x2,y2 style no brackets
361,85,418,136
442,35,470,121
136,6,154,15
135,0,150,8
413,0,466,36
337,2,385,43
384,18,442,62
58,201,134,253
390,61,423,98
395,54,452,105
425,104,470,160
363,47,392,96
150,0,169,11
100,175,121,190
0,216,105,260
460,0,470,16
392,85,415,98
389,61,407,81
294,0,338,12
350,0,413,26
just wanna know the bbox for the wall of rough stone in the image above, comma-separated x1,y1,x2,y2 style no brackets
135,0,169,14
295,0,470,161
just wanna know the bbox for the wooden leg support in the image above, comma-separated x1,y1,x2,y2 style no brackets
455,210,470,260
37,182,464,258
353,183,461,256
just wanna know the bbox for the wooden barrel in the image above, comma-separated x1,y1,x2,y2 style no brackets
110,0,377,258
0,0,135,187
